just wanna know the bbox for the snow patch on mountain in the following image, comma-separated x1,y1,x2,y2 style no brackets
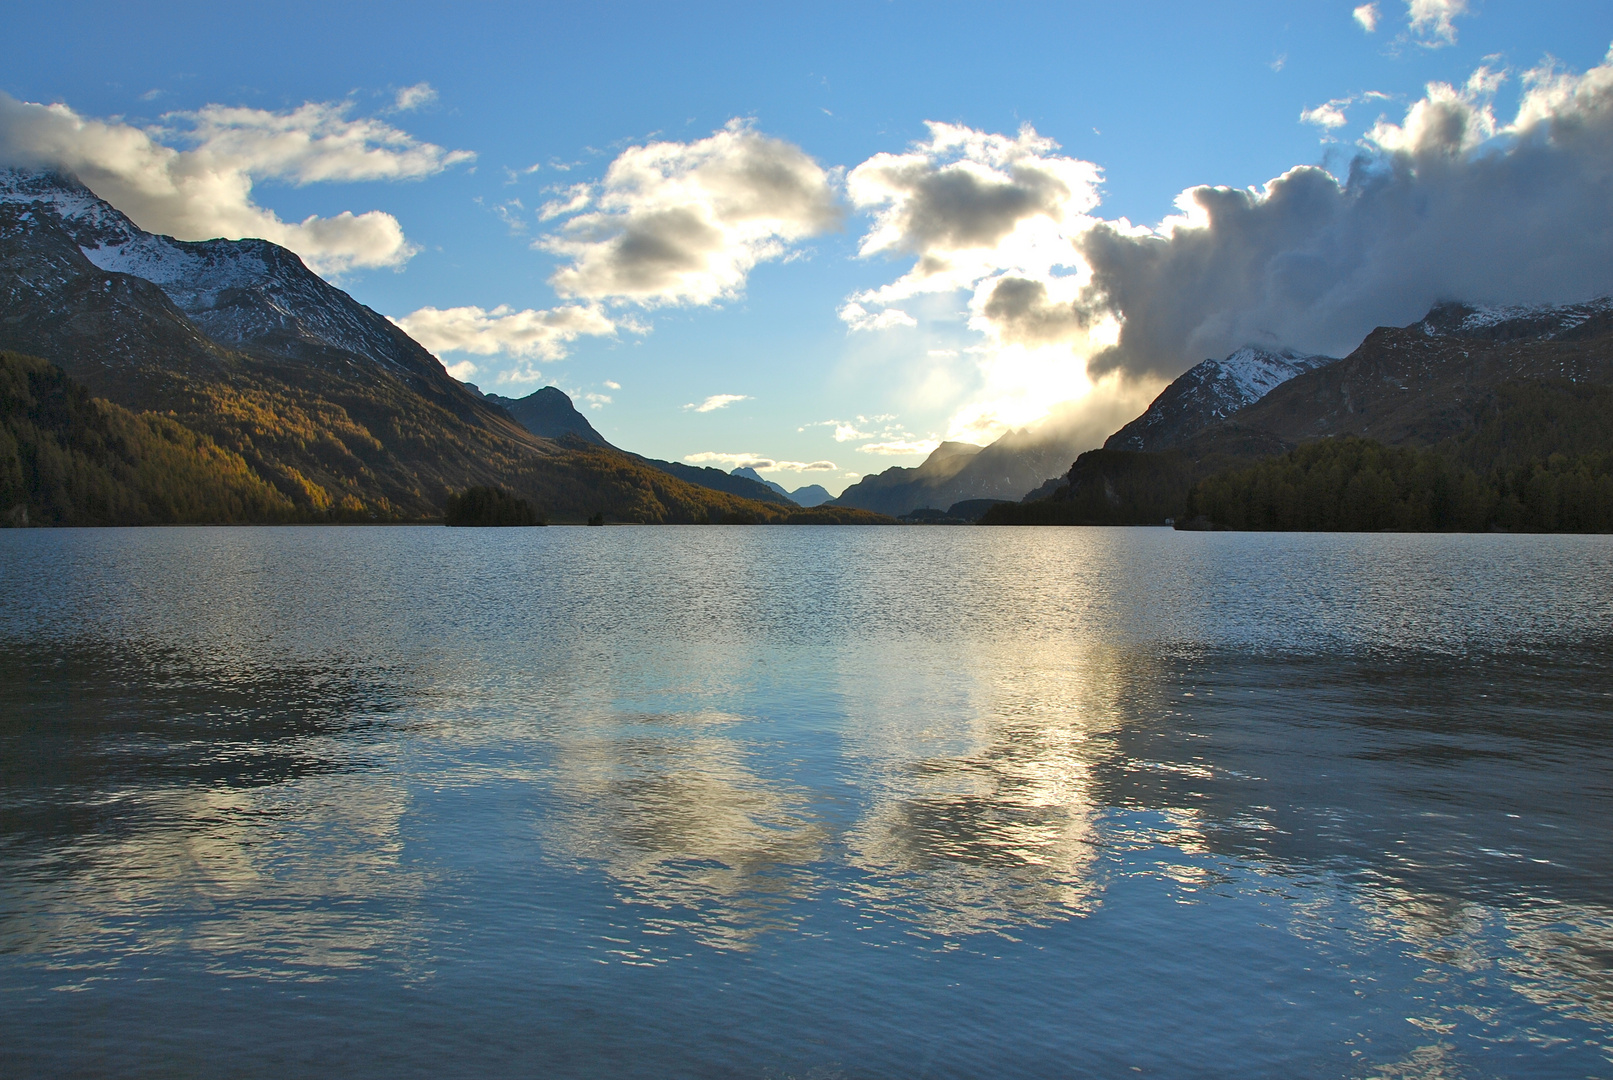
0,168,141,247
1214,346,1331,403
1,168,432,377
1420,297,1613,340
1104,346,1335,453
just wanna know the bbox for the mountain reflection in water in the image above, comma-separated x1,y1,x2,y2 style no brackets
1,526,1610,1078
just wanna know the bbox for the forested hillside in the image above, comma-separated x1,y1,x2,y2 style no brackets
0,351,295,525
1182,382,1613,532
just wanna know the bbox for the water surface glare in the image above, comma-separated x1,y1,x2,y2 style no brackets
2,526,1612,1078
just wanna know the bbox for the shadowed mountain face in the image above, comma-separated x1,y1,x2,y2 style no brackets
481,384,793,506
636,459,796,505
832,427,1104,517
732,467,836,507
732,466,792,500
785,484,833,507
832,441,982,516
1188,298,1613,458
1105,346,1335,453
485,386,610,446
0,169,855,524
988,296,1613,526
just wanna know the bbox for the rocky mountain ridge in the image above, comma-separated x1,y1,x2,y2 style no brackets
483,385,610,445
987,295,1613,526
1104,346,1335,453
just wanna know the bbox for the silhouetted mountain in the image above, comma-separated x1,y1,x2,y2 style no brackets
731,466,792,499
831,423,1103,516
631,459,795,505
831,441,982,515
785,483,833,507
731,466,839,507
485,386,609,445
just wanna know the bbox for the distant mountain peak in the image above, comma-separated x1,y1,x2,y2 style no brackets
1104,344,1335,453
830,432,1087,516
487,385,609,446
731,466,795,502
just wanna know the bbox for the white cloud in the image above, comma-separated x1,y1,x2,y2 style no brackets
443,359,478,381
1301,91,1393,134
393,83,438,112
1073,48,1613,382
685,393,749,413
686,451,772,469
859,439,940,456
603,379,621,390
846,121,1100,305
492,198,528,233
540,119,840,307
1301,99,1352,129
0,93,473,273
802,414,905,443
1407,0,1467,47
1364,65,1503,155
843,47,1613,443
844,121,1115,442
684,452,836,472
539,182,592,221
391,304,618,365
838,302,917,331
1353,3,1380,32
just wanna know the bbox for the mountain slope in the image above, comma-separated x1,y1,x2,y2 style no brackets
634,458,795,505
731,467,837,507
1,351,295,525
0,168,855,524
831,421,1108,517
480,382,793,506
733,466,794,501
1187,298,1613,458
485,386,610,445
1183,382,1613,532
831,441,983,515
1105,346,1335,452
785,483,833,507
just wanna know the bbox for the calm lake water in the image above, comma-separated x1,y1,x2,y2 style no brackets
2,526,1611,1079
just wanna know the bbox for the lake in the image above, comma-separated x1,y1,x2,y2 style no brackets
2,525,1611,1078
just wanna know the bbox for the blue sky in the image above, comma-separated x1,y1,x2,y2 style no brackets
3,1,1611,492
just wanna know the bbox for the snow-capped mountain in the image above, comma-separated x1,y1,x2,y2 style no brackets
0,168,445,387
1104,346,1336,453
1417,297,1613,343
0,167,555,515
